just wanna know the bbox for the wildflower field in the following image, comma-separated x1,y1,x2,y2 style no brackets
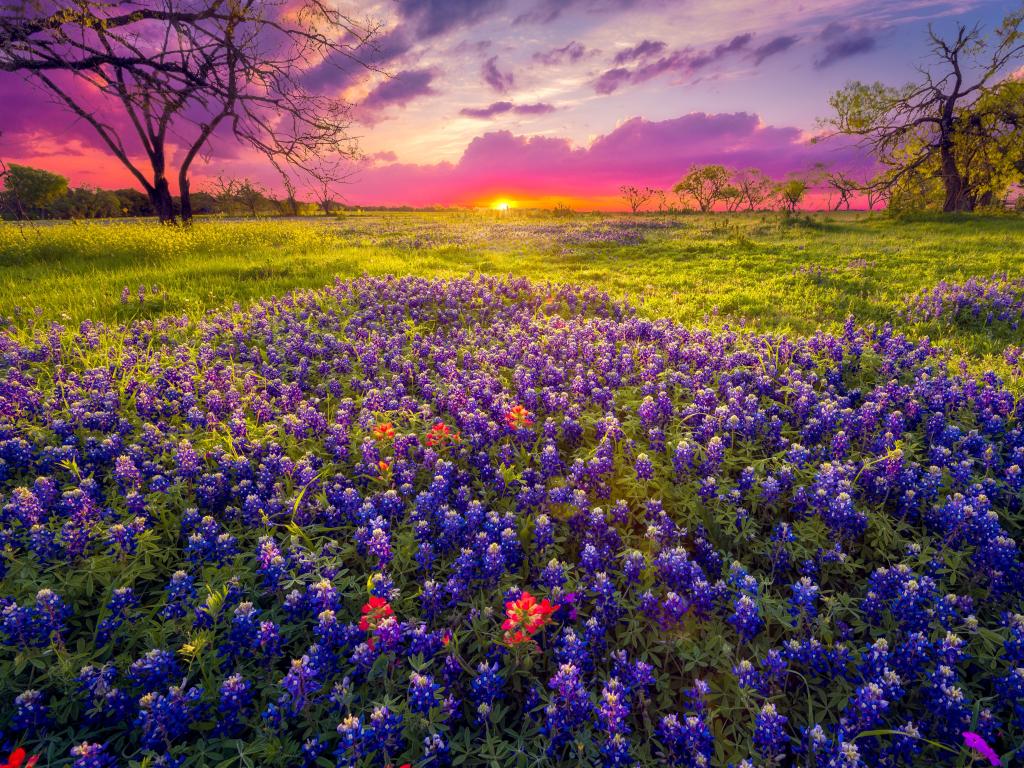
2,212,1024,768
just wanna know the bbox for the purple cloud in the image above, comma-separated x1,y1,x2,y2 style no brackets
534,41,587,65
514,0,647,25
613,39,666,65
751,34,799,65
460,101,556,118
302,28,414,93
482,56,515,93
400,0,506,38
815,22,877,68
595,33,752,94
359,69,437,123
594,67,632,94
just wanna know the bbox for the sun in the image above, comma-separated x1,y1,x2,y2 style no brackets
492,200,513,211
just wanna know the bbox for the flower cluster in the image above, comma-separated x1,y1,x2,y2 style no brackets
903,273,1024,329
502,591,556,644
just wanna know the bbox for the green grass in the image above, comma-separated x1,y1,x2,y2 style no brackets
2,210,1023,364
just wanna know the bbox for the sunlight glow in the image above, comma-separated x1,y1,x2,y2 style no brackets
492,200,513,211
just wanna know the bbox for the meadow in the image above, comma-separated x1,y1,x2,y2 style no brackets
3,211,1024,361
2,212,1024,768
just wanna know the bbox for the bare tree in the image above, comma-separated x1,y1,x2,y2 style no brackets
822,9,1024,212
866,182,890,211
313,178,346,215
0,0,380,222
211,175,267,217
620,185,655,213
734,168,776,210
279,176,300,217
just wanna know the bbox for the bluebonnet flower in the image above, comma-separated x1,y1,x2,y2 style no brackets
160,570,196,620
656,713,713,767
470,662,504,725
544,663,591,752
409,672,440,715
278,655,321,716
96,586,139,645
128,649,182,693
217,673,253,734
70,742,118,768
12,689,48,732
135,685,203,749
753,702,789,759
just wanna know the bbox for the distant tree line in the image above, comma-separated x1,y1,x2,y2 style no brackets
619,163,855,214
0,163,337,220
0,161,475,220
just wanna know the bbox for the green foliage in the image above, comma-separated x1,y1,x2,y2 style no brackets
1,163,68,219
673,164,732,212
777,179,808,212
2,211,1024,368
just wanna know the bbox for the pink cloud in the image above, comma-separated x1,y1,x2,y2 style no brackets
340,111,867,207
2,88,867,209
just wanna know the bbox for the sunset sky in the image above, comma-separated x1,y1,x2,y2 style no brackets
1,0,1017,209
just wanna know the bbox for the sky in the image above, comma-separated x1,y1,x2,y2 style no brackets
0,0,1018,210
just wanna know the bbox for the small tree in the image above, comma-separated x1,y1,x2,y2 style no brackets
821,170,861,210
734,168,776,210
866,181,890,211
212,176,268,217
1,163,68,219
778,179,808,212
721,185,744,212
673,164,731,212
620,185,655,213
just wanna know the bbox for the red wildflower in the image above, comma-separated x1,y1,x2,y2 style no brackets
963,732,1001,766
2,749,39,768
377,460,391,475
502,591,556,644
425,421,460,447
505,405,533,429
372,422,396,441
359,596,394,633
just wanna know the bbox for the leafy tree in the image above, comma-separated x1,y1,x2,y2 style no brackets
720,185,744,212
0,0,378,222
113,188,155,217
777,178,808,212
1,163,68,219
823,9,1024,211
619,185,656,213
52,187,122,219
673,165,731,212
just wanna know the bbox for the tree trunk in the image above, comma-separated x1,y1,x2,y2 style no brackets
940,140,972,212
149,177,176,223
179,173,193,224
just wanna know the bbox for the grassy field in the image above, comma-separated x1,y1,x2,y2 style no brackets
2,210,1023,362
5,211,1024,766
